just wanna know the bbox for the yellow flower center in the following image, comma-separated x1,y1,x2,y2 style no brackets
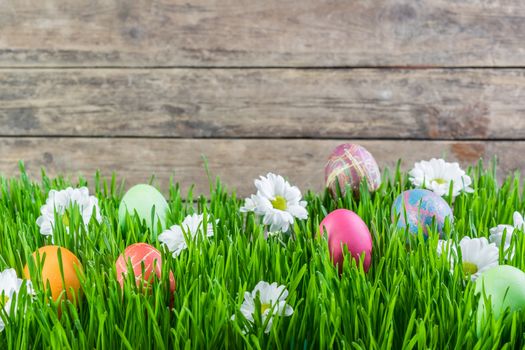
462,262,478,276
62,211,70,226
261,303,271,314
434,178,447,185
271,196,287,211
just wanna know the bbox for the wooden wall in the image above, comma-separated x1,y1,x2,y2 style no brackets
1,1,524,195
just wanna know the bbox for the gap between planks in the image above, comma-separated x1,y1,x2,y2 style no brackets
0,135,524,142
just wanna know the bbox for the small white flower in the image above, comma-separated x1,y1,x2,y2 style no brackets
240,194,258,213
231,281,293,334
409,158,474,198
240,173,308,234
437,236,499,281
489,211,524,258
158,213,215,257
36,187,102,237
0,268,33,332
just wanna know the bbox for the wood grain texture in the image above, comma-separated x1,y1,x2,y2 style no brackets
1,68,525,139
1,1,525,67
0,138,519,196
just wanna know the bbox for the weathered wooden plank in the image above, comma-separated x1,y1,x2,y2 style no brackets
1,1,525,67
1,68,525,139
0,138,519,196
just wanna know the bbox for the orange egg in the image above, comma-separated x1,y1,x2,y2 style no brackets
23,245,83,304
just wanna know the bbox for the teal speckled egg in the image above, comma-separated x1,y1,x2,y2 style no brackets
118,184,169,237
391,189,453,237
475,265,525,335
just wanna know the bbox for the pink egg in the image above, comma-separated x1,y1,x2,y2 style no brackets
319,209,373,272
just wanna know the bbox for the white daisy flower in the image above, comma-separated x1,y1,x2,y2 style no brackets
437,236,499,281
409,158,474,198
36,187,102,237
240,194,258,213
489,211,524,258
231,281,293,334
158,213,215,258
0,268,33,332
240,173,308,234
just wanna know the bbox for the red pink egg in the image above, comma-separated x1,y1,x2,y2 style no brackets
116,243,175,293
319,209,373,272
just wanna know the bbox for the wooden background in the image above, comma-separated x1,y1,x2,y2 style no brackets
1,0,524,196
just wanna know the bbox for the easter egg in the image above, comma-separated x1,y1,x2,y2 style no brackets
325,143,381,197
23,245,83,304
475,265,525,335
391,189,453,237
118,184,169,236
319,209,373,272
116,243,176,293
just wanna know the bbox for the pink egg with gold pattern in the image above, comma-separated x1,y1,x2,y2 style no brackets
116,243,176,293
319,209,373,272
325,143,381,197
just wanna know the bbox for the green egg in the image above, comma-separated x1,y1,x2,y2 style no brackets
118,184,169,237
475,265,525,336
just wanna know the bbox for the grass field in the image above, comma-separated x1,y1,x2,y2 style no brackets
0,161,524,349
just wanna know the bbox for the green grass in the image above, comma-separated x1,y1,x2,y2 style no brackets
0,161,524,349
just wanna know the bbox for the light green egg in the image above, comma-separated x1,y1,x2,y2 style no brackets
118,184,169,237
475,265,525,336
